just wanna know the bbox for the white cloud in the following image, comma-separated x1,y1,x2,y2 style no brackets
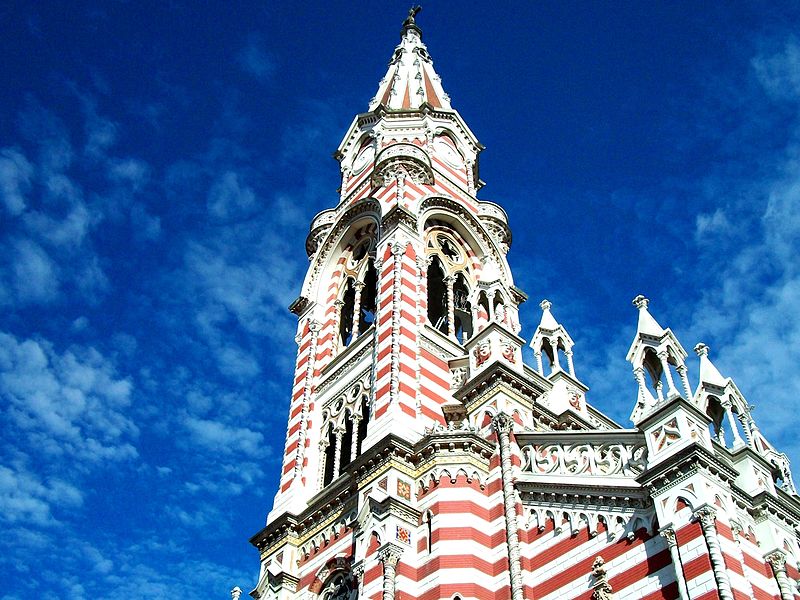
0,465,83,527
10,238,59,303
207,170,256,219
0,148,33,216
184,416,265,458
237,34,275,83
0,332,138,464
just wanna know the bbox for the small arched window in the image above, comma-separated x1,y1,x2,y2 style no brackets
424,227,474,343
336,231,377,351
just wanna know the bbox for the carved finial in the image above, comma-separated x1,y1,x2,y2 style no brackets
540,299,552,311
632,294,649,310
231,587,242,600
694,342,709,357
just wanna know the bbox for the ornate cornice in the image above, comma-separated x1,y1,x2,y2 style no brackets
638,441,738,493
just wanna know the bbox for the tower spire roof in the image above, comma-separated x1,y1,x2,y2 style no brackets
537,299,561,331
369,7,452,112
693,343,727,388
632,294,665,337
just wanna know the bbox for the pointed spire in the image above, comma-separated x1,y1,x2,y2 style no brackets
369,8,452,112
632,295,665,337
530,299,576,377
538,299,560,330
693,343,727,388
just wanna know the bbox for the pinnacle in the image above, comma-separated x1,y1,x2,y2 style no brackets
632,294,665,337
694,342,727,387
537,299,560,331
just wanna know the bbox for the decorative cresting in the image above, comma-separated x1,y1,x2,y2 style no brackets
377,542,404,600
371,142,434,188
693,506,734,600
519,433,647,478
492,412,525,600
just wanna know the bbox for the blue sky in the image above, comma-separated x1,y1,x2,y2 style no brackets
2,1,800,597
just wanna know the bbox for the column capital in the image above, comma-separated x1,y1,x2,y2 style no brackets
765,550,787,571
693,505,717,529
659,526,677,548
377,542,404,566
492,412,514,435
351,560,365,582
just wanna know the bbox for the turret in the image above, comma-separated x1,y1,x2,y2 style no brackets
627,295,693,423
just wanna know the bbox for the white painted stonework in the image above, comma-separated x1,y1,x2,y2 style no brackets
246,10,800,600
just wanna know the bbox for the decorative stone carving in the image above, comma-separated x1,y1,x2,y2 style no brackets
651,418,681,451
521,442,647,476
473,340,491,367
450,367,468,390
371,142,434,188
591,556,614,600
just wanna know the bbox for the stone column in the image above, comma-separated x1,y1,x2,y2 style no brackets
694,507,733,600
444,275,455,338
535,350,544,375
721,400,744,447
317,439,328,488
766,551,794,600
658,350,679,398
350,415,361,460
633,366,654,408
660,527,689,600
332,429,343,480
230,586,242,600
738,412,754,447
295,320,320,480
333,299,345,352
676,364,692,401
565,349,575,377
549,337,561,372
377,542,404,600
493,413,525,600
352,281,365,340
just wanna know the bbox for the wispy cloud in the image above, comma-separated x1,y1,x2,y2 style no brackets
237,33,275,83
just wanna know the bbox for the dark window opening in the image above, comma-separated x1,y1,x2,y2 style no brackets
359,260,378,334
357,397,369,456
427,256,448,334
323,425,336,486
439,236,459,261
339,279,356,347
339,412,354,473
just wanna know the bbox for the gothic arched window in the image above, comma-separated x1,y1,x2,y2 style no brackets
424,227,475,343
336,232,377,351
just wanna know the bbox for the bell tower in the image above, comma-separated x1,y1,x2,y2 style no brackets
247,10,800,600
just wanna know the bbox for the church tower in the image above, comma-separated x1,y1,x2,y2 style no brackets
247,11,800,600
